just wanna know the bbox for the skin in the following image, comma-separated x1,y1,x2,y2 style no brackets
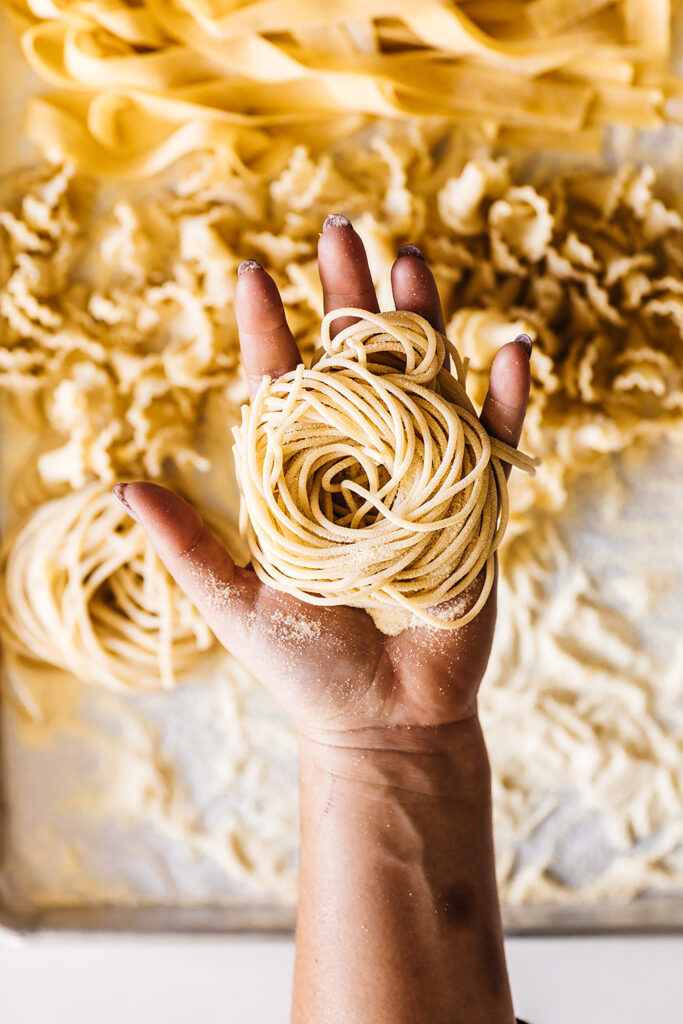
115,219,530,1024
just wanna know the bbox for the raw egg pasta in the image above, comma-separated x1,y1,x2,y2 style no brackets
2,0,675,175
233,308,536,628
0,483,214,691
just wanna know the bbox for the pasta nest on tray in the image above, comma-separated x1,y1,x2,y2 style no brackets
0,484,214,691
233,309,537,629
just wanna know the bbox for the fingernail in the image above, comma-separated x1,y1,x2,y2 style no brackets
397,243,425,261
237,259,262,277
113,483,140,523
322,214,352,232
513,333,533,357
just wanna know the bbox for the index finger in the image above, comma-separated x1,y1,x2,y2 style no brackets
235,260,301,399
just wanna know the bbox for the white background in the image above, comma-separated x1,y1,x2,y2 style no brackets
0,935,681,1023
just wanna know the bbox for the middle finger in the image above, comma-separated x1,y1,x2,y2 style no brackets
317,215,379,338
391,244,446,334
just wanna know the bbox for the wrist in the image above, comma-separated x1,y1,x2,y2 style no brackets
295,713,513,1024
297,714,490,802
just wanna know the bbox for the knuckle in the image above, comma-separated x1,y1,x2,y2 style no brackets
176,524,206,562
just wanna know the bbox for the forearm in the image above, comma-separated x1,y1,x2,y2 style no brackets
292,714,514,1024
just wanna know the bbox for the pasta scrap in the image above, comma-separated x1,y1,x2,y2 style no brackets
0,161,245,491
2,135,683,528
2,136,683,904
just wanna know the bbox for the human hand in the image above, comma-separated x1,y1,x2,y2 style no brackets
116,218,529,1024
114,218,530,741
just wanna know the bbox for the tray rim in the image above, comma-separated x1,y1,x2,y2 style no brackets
2,894,683,939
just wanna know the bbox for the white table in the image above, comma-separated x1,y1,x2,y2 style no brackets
0,935,680,1023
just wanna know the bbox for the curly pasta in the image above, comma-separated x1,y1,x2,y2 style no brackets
2,141,683,521
2,139,683,903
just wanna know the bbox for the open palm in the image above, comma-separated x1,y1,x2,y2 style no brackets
117,219,530,738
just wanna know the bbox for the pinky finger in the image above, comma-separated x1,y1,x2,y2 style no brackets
479,336,532,479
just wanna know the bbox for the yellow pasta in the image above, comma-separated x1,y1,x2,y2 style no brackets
0,160,247,489
1,136,682,902
233,308,536,628
0,484,214,691
623,0,671,52
4,137,683,527
1,0,678,176
590,82,664,128
526,0,615,37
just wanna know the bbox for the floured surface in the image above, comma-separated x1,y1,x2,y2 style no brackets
0,404,300,913
1,146,682,911
485,439,683,903
1,656,299,910
1,425,681,911
0,30,682,918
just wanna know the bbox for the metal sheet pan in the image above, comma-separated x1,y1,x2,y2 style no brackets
1,600,682,939
3,894,683,940
1,7,683,941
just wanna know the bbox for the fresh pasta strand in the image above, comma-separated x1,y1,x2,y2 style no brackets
0,484,214,691
233,308,537,629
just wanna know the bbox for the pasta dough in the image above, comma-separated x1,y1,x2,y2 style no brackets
5,140,682,517
0,483,214,691
1,0,676,176
233,308,536,628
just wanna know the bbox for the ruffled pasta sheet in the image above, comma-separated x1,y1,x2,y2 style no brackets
2,136,683,900
3,130,683,517
0,160,249,494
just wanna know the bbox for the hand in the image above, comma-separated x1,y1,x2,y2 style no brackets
116,219,530,739
116,218,529,1024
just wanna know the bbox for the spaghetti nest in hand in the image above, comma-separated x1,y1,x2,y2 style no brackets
233,309,536,629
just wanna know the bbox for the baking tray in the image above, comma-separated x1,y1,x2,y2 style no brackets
4,896,683,941
1,10,683,940
1,429,683,939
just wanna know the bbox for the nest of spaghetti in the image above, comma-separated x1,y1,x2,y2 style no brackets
0,484,214,691
233,309,537,629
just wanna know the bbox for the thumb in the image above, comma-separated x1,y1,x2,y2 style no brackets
112,482,258,643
